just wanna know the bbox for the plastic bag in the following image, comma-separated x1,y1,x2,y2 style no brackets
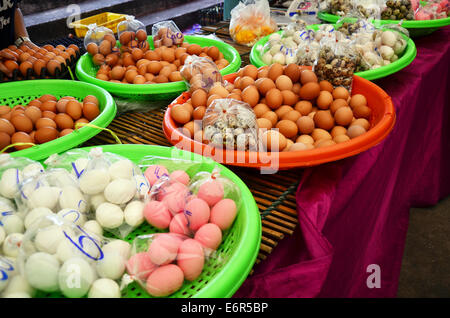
0,256,19,295
315,34,358,92
44,149,90,179
0,196,24,236
117,16,148,52
1,256,35,298
381,0,415,20
180,55,224,93
414,0,449,20
152,20,184,48
83,23,117,63
229,0,278,46
16,214,126,298
202,99,259,151
349,0,385,19
326,0,353,16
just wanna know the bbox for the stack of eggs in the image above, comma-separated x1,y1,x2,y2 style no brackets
0,94,101,152
128,165,238,297
170,63,373,152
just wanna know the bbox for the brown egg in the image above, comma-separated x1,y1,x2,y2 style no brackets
0,118,15,136
54,113,74,130
191,90,208,108
0,106,11,116
169,72,183,82
66,101,82,120
333,87,350,100
24,106,42,124
262,130,287,152
147,61,162,75
350,118,370,131
257,118,272,130
331,126,348,138
349,94,367,108
133,75,146,84
257,68,269,79
347,125,367,139
125,69,138,83
154,75,169,83
209,85,230,98
75,118,89,126
276,120,298,138
268,63,284,82
262,111,278,126
19,61,33,77
41,111,56,121
311,128,332,141
353,105,372,120
282,110,301,122
207,46,220,61
11,132,33,150
159,66,172,78
239,76,255,90
300,70,318,84
334,134,350,144
253,104,270,118
207,95,221,107
294,101,313,116
316,139,336,148
186,44,202,56
316,91,334,110
0,132,10,150
171,104,191,124
161,49,175,63
193,106,206,120
274,105,293,119
255,78,276,96
266,88,283,110
40,95,57,103
103,34,117,47
284,64,301,83
87,43,99,56
111,66,126,80
145,73,155,82
59,129,74,137
299,82,320,100
120,31,132,46
46,60,61,75
28,99,42,108
33,59,46,77
10,114,33,133
314,111,335,131
131,48,144,61
40,100,57,113
297,134,314,145
242,85,259,107
281,90,299,106
242,65,258,80
330,99,348,115
105,53,119,67
334,107,353,126
296,116,315,135
275,75,293,91
4,60,18,72
83,103,100,121
319,80,333,93
35,127,59,144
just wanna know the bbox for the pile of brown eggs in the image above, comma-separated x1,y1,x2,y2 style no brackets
0,44,80,80
0,94,101,152
170,63,373,152
86,30,230,84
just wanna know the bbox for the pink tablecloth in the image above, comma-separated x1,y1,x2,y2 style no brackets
235,26,450,298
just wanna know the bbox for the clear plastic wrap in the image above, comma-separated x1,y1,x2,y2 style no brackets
83,24,117,65
16,214,125,298
117,16,148,52
414,0,449,20
381,0,415,20
202,99,259,151
180,55,224,93
229,0,278,46
349,0,385,19
152,20,184,48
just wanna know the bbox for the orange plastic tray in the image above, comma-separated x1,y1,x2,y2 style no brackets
163,74,396,169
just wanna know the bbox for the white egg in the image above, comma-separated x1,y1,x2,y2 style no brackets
88,278,121,298
102,240,131,260
2,275,34,296
35,225,67,254
262,52,273,65
71,158,89,178
124,201,144,227
89,193,106,211
2,233,23,257
269,44,282,55
104,179,136,205
24,252,60,292
59,257,96,298
272,52,286,65
79,170,111,195
108,160,134,180
2,291,31,298
379,45,394,60
24,207,54,230
22,163,44,180
56,209,86,226
381,30,397,47
56,235,101,264
28,186,59,210
96,251,125,280
0,197,14,211
0,169,22,199
96,203,124,229
83,220,103,238
1,215,24,235
59,186,88,214
0,226,5,245
269,33,281,42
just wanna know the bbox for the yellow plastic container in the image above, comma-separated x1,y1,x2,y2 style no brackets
70,12,127,37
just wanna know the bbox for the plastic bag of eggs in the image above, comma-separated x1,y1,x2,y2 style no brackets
180,55,224,93
152,20,184,48
117,16,147,49
0,256,34,298
16,214,127,298
83,24,117,63
44,149,90,179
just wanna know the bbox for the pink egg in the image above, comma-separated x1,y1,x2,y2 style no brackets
210,199,237,230
157,182,187,201
194,223,223,251
146,264,184,297
145,165,169,186
144,201,172,229
197,180,224,206
169,213,192,237
148,233,183,265
184,198,210,231
170,170,190,185
126,252,158,281
161,185,189,216
177,239,205,281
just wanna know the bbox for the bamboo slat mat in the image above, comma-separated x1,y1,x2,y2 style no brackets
83,21,301,274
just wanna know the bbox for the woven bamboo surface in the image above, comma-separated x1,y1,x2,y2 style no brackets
83,22,300,274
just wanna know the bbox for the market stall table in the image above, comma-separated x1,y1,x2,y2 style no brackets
82,23,450,297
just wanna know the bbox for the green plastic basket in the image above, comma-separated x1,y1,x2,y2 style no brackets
25,144,261,298
317,11,450,37
250,25,417,81
76,36,242,101
0,80,117,161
